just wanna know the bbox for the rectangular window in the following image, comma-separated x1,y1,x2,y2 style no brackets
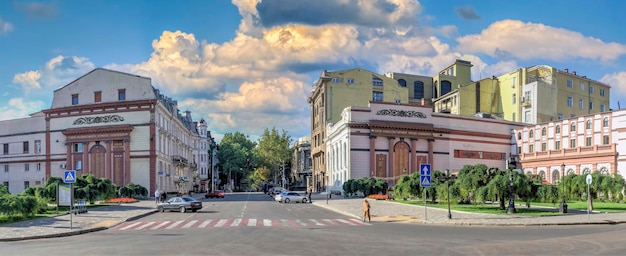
3,144,7,155
35,140,41,154
24,181,29,189
94,91,102,102
541,143,546,152
74,143,83,153
600,104,606,112
589,85,594,94
2,181,8,187
567,80,573,88
579,99,584,109
570,138,576,148
600,89,605,97
567,97,573,107
585,137,592,146
372,92,383,102
75,160,82,170
372,76,383,86
347,79,354,84
25,163,29,172
72,94,79,105
524,111,531,123
589,101,593,110
35,181,41,186
556,141,561,150
118,89,126,100
580,82,585,91
23,141,29,154
512,93,516,104
558,113,563,120
529,144,534,153
4,165,7,173
603,135,609,145
331,78,340,83
36,163,41,171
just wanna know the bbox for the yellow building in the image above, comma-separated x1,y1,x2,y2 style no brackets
383,72,433,105
434,64,610,123
308,68,409,192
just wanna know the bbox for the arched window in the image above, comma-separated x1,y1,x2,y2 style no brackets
582,168,590,174
541,127,546,136
413,81,424,99
529,130,534,138
600,168,609,175
539,171,546,181
570,122,576,132
441,80,452,96
397,79,407,87
603,117,609,127
586,119,592,129
552,170,561,184
556,125,561,134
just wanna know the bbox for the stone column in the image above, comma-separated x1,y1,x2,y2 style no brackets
387,137,395,180
410,138,418,174
369,135,376,177
428,138,434,165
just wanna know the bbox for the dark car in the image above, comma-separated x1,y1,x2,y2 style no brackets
157,196,202,213
205,190,225,198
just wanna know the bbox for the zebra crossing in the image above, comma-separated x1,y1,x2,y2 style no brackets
112,218,371,231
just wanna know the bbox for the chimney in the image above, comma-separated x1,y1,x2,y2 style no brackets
564,68,569,73
573,71,577,76
582,76,587,79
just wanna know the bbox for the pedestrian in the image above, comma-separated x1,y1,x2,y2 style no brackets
308,188,312,203
362,198,371,222
154,189,161,204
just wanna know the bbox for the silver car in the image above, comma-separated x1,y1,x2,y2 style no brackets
157,196,203,213
280,192,308,203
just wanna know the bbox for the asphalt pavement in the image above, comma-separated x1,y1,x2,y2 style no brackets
2,192,626,242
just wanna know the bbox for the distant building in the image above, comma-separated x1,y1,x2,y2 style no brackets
0,68,214,195
291,136,311,190
325,101,525,193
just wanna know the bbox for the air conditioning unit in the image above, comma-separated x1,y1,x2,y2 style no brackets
60,163,66,169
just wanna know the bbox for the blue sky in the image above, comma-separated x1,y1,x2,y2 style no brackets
1,0,626,142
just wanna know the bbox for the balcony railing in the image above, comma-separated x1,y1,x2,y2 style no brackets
172,155,188,167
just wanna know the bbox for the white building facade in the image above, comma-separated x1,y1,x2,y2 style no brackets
326,102,525,193
0,68,209,195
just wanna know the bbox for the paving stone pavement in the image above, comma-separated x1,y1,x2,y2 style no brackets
2,192,626,242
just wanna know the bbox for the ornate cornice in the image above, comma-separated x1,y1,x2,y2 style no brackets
73,115,125,125
376,109,427,118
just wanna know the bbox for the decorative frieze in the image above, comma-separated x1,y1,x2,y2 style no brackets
73,115,125,125
376,109,427,118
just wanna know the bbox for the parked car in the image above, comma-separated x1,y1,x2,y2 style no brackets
274,191,288,202
278,192,308,203
157,196,202,213
205,190,225,198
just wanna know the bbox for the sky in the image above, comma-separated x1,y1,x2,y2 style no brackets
1,0,626,143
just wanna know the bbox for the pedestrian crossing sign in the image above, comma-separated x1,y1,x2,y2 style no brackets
420,175,431,187
64,170,76,183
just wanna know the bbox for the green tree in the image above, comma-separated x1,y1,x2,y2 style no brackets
253,127,292,184
0,184,9,196
456,164,491,204
218,131,257,189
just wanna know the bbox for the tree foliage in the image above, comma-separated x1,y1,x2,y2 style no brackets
253,127,292,183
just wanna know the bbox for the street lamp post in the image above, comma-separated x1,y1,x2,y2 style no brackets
559,163,568,214
438,170,456,219
506,159,516,214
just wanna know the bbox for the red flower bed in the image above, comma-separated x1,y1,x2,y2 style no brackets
105,198,138,204
367,194,388,200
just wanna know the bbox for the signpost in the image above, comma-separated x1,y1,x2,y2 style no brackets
586,174,592,221
63,170,76,229
420,164,431,222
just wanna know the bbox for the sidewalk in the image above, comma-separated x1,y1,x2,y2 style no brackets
2,193,626,242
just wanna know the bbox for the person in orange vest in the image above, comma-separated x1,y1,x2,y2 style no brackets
362,198,371,222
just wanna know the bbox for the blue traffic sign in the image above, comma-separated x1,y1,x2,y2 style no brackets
419,164,431,176
420,175,431,187
64,170,76,183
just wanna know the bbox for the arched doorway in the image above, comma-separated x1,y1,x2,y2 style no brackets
89,144,106,180
393,141,410,185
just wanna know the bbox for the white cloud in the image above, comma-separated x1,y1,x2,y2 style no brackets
601,71,626,96
0,17,14,34
456,20,626,62
0,98,45,121
12,70,41,92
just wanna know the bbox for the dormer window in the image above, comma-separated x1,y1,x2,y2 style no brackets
72,94,79,105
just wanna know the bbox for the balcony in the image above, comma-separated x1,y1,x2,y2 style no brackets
521,99,532,108
172,155,189,167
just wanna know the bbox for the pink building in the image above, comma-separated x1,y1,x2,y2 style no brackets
515,109,626,184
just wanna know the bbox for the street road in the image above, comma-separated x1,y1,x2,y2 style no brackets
3,193,626,255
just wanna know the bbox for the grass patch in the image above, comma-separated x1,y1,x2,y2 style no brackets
395,200,581,216
531,201,626,213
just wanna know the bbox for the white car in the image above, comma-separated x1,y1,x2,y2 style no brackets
277,192,308,203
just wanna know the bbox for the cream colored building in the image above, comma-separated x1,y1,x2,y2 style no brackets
326,101,525,194
0,68,211,195
308,68,409,192
291,136,311,190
